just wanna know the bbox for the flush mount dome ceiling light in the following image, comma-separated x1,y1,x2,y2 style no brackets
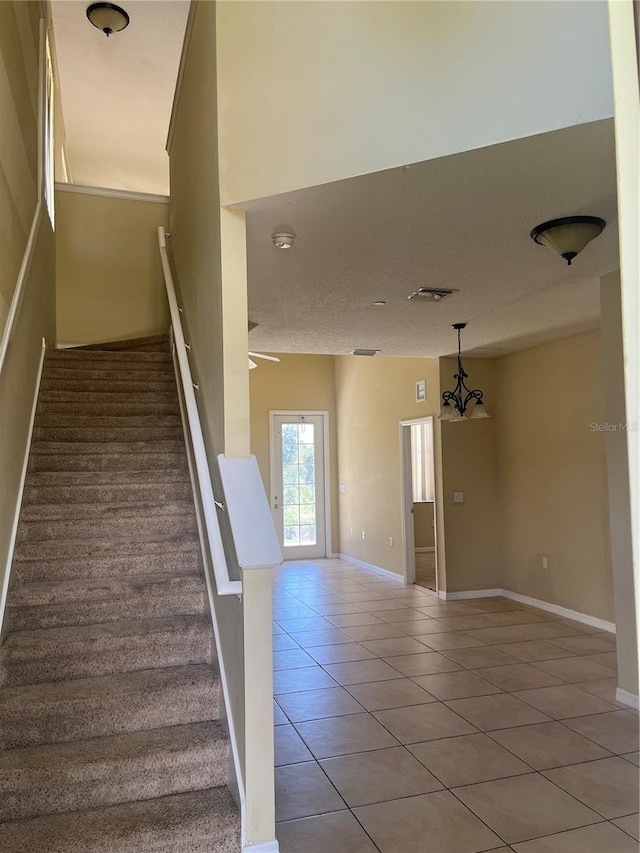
271,228,296,250
530,216,606,266
86,3,130,37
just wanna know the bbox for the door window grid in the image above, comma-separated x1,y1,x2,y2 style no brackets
281,423,317,547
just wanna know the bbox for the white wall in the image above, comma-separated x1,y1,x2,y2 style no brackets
216,0,612,204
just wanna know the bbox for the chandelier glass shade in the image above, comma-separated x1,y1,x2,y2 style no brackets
530,216,606,265
440,323,489,421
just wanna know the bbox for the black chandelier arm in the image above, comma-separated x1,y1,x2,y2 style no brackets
462,389,484,410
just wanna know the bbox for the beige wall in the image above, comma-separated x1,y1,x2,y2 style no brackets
335,355,441,576
439,358,502,593
249,353,339,554
497,331,614,621
55,190,169,345
413,502,435,549
0,2,39,319
216,1,611,204
1,3,56,628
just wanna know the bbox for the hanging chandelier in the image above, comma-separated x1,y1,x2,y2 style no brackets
440,323,489,421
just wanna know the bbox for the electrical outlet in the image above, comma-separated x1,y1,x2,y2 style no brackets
362,530,366,540
542,555,549,569
389,537,394,547
453,491,464,504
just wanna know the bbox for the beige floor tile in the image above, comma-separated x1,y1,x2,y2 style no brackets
490,610,552,626
345,678,437,711
275,762,346,822
552,619,602,634
586,651,618,670
408,732,530,787
273,634,302,651
492,640,575,662
327,612,384,627
612,814,640,842
475,664,563,692
490,721,611,769
437,614,504,630
543,757,640,818
463,599,524,613
453,773,601,844
320,746,444,807
274,701,289,725
622,751,639,766
464,626,531,645
273,648,316,670
442,646,520,669
446,693,550,731
305,642,376,664
511,822,638,852
561,711,640,754
417,604,478,616
290,627,353,647
395,619,458,635
295,712,399,758
532,656,616,683
312,602,365,616
275,687,365,722
373,702,477,744
342,623,407,641
354,789,503,853
513,684,620,719
324,658,402,685
376,608,437,623
549,635,617,655
274,665,338,694
419,631,488,651
362,636,432,657
511,622,587,640
277,810,379,853
412,670,502,700
359,599,413,613
277,616,331,633
275,725,314,765
385,652,464,676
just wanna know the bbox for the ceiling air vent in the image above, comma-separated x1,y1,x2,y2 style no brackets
352,349,381,357
407,287,455,302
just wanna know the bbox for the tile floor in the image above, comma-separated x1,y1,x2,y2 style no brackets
272,559,639,853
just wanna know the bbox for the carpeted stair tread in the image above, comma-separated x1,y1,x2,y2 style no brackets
30,439,187,456
26,469,190,487
12,538,201,583
35,413,182,428
47,348,172,364
0,720,228,822
0,665,219,749
44,366,175,383
0,785,239,853
33,425,184,442
37,399,180,416
0,615,213,686
38,389,180,404
29,450,188,473
21,500,194,520
24,480,193,505
6,574,206,631
76,334,170,352
18,511,197,546
40,378,179,394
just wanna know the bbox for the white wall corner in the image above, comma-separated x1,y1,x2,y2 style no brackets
615,687,640,710
337,554,404,584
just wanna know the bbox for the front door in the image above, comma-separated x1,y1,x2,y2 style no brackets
271,413,327,559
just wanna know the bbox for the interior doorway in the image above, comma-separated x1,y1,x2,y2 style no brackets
400,417,439,593
269,411,330,559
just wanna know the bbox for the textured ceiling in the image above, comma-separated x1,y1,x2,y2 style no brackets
245,120,618,359
51,0,189,194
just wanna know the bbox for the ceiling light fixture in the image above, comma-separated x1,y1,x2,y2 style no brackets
441,323,489,422
271,228,296,250
530,215,606,266
86,2,130,36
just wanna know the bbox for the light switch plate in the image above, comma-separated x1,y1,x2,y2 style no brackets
453,491,464,504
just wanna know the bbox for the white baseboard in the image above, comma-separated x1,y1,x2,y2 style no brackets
440,586,616,634
615,688,639,710
243,842,280,853
0,337,46,636
415,546,435,553
337,554,404,583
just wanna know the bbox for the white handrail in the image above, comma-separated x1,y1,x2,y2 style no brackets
157,226,242,597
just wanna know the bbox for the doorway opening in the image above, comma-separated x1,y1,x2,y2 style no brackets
269,411,331,560
400,417,439,594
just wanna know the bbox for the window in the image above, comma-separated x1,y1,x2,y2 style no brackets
410,421,434,503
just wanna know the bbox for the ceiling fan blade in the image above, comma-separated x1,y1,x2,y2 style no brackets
248,351,281,363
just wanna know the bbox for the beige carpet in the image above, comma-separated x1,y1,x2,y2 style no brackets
415,550,437,591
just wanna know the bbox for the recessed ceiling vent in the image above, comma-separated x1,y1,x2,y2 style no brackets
352,349,380,357
407,287,455,302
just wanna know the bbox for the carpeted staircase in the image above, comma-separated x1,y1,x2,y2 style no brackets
0,336,240,852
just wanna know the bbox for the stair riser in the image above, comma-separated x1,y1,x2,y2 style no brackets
28,452,187,473
0,671,219,750
24,483,193,505
7,589,206,631
37,401,179,416
25,470,190,487
39,390,178,404
33,427,184,442
12,550,201,584
76,335,169,352
35,414,181,429
17,514,197,543
44,366,175,382
0,739,227,822
40,379,177,394
47,350,172,364
0,630,212,687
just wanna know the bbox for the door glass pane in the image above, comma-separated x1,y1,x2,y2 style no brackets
281,422,317,548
